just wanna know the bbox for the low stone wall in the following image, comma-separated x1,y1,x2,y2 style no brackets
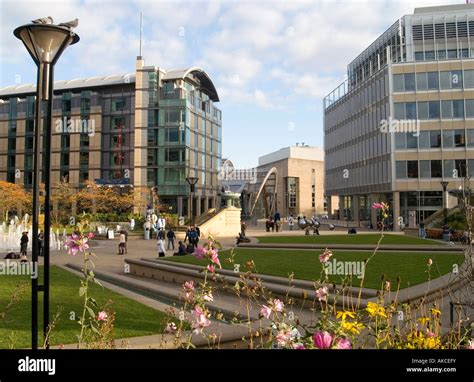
198,206,241,238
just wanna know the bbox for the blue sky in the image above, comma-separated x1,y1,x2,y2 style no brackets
0,0,462,168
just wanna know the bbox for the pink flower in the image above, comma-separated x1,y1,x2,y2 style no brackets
97,311,108,321
319,249,333,263
209,249,222,268
207,264,216,273
335,338,352,349
275,329,292,347
183,280,195,291
193,306,204,317
193,246,207,260
272,299,284,312
165,322,177,333
372,202,384,209
87,232,95,239
260,305,272,319
192,305,211,334
313,330,334,349
64,233,90,256
293,343,306,349
316,286,328,302
426,331,436,338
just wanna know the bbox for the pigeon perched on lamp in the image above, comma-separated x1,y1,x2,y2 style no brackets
31,16,54,24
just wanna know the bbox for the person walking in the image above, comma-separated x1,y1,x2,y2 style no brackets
240,220,247,236
166,228,176,250
20,231,29,257
288,214,295,231
38,231,44,257
118,230,127,255
157,236,166,258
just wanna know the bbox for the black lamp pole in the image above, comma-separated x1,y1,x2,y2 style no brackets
186,176,199,227
441,181,449,226
14,19,79,349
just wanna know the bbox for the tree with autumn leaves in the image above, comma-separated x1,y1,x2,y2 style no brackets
0,180,31,221
0,180,138,225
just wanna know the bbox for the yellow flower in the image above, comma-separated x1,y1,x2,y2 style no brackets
430,308,441,317
336,310,356,321
417,317,430,326
366,302,387,318
341,320,365,335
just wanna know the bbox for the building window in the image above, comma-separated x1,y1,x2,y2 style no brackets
111,116,125,130
24,172,33,187
26,119,34,133
427,72,439,90
111,134,125,148
60,153,70,167
25,136,34,150
416,73,427,90
443,130,454,148
455,159,467,177
111,152,125,165
166,149,181,162
61,135,70,150
419,160,430,178
167,127,180,142
81,96,91,115
311,184,315,208
443,160,455,178
24,154,33,170
286,177,298,208
430,131,441,148
60,171,69,183
79,171,89,183
452,100,464,118
467,129,474,147
80,152,89,166
428,101,440,119
111,98,126,111
454,130,465,147
404,73,415,91
431,160,442,178
418,131,430,149
406,133,418,149
407,161,418,178
80,134,90,149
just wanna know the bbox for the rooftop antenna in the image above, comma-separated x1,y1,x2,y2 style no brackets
139,11,143,56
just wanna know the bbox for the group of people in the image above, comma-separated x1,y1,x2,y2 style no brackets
265,212,282,232
156,226,201,258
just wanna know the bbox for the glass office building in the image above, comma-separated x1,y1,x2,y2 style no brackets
324,4,474,228
0,56,222,218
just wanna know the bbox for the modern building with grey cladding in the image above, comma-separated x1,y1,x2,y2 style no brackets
324,4,474,229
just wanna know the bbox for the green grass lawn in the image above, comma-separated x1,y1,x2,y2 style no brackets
0,266,175,349
165,248,464,291
256,233,444,246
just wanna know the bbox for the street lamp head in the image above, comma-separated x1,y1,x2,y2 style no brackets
440,181,449,189
185,176,199,186
14,21,79,66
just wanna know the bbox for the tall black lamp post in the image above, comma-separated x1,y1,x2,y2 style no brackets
14,17,79,350
440,181,449,226
186,176,199,227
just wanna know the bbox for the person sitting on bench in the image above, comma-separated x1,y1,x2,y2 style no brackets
236,232,250,245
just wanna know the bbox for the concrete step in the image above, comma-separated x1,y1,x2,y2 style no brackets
124,257,374,308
